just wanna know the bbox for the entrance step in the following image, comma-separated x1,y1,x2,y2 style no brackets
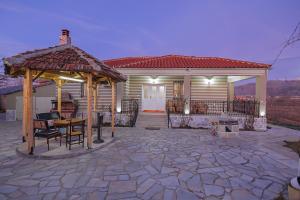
135,114,168,128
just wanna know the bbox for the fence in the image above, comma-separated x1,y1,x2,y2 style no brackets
98,98,139,127
267,97,300,128
166,98,260,129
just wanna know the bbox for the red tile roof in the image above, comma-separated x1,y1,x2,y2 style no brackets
104,55,271,69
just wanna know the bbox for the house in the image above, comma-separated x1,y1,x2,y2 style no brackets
60,53,270,130
63,55,269,114
0,81,55,120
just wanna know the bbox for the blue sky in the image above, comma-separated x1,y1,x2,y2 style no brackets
0,0,300,78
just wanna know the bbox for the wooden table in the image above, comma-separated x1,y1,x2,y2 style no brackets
54,118,85,127
54,118,85,147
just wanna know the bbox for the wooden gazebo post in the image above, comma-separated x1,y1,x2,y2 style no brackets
87,73,93,148
57,79,62,117
24,68,34,154
22,78,27,143
111,81,116,137
93,85,97,112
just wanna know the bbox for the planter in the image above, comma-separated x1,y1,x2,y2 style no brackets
288,177,300,200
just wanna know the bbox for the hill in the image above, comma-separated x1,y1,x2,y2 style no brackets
235,80,300,96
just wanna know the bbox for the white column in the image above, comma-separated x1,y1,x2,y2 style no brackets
116,82,124,113
228,82,235,102
256,70,267,117
184,75,191,114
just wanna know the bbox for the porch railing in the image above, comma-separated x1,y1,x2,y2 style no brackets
167,98,260,128
98,98,139,127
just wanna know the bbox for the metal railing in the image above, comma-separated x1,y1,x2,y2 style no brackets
98,98,139,127
167,98,260,128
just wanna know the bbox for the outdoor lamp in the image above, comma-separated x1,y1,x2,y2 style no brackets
59,76,84,82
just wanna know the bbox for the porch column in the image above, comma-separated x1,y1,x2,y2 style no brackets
116,82,124,113
57,79,62,117
228,82,235,102
87,73,93,148
111,81,116,137
184,75,191,114
256,70,267,117
24,68,34,154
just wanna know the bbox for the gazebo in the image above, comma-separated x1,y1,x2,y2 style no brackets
2,29,126,154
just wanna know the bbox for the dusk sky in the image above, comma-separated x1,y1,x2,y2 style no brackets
0,0,300,79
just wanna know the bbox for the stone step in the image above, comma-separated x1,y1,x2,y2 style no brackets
135,114,168,128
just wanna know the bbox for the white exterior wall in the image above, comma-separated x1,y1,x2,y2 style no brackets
127,76,184,110
61,82,115,113
61,75,229,112
191,76,228,100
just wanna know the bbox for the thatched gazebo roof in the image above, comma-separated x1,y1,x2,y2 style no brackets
3,43,126,82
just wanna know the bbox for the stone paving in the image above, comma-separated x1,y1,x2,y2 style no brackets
0,121,300,200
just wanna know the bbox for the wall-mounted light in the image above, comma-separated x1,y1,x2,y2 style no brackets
59,76,84,82
205,76,214,85
184,109,190,115
149,75,158,84
117,107,121,113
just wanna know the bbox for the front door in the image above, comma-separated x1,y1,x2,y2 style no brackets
142,84,166,112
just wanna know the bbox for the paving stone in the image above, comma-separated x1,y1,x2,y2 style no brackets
7,179,39,186
252,178,272,189
109,181,136,193
0,122,299,199
161,167,177,174
137,178,156,194
231,189,258,200
178,171,194,181
204,184,225,196
201,173,218,184
142,184,163,200
61,173,80,189
187,175,202,192
87,178,109,188
163,189,176,200
87,191,107,200
118,174,130,181
159,176,179,189
145,165,159,175
32,171,53,178
176,188,198,200
39,186,60,194
0,185,18,194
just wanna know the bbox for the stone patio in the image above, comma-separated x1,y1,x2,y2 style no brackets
0,121,299,199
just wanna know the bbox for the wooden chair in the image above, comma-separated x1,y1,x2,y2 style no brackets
66,119,85,150
33,119,62,150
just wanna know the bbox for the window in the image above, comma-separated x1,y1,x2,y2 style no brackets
173,81,184,98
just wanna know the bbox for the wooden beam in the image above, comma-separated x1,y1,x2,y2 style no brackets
25,68,34,154
111,81,116,137
87,73,93,148
22,75,27,143
93,85,97,112
32,70,45,82
57,79,62,117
